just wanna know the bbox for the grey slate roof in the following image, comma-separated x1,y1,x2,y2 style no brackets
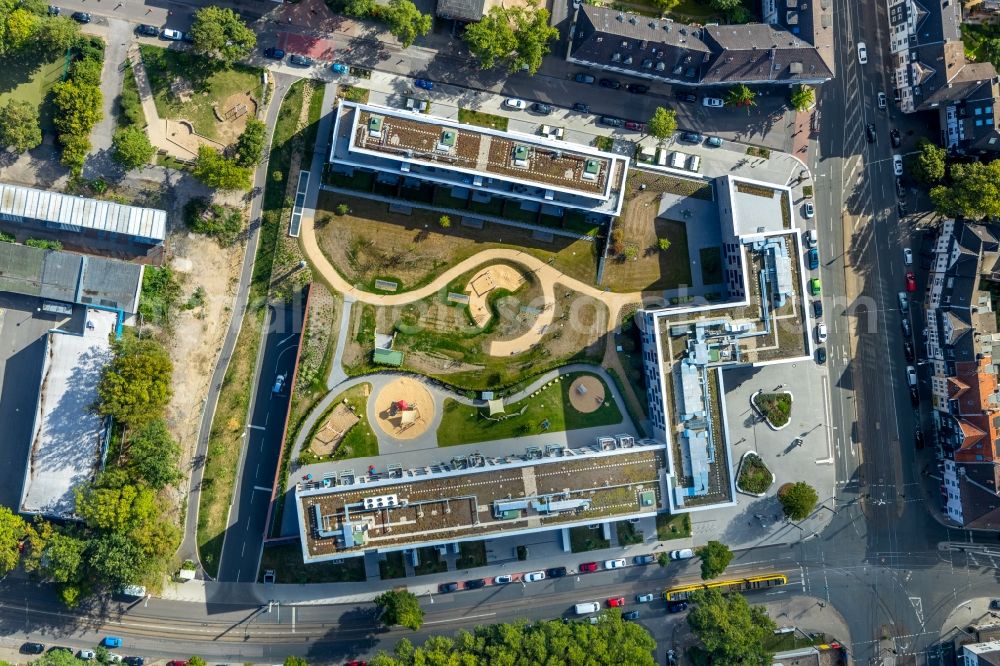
436,0,486,21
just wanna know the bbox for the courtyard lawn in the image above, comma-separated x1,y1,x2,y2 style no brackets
569,525,610,553
139,45,263,140
0,53,68,133
299,383,379,464
457,107,509,131
436,372,624,446
656,513,692,541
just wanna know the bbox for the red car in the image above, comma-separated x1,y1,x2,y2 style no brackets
579,562,599,573
166,662,187,666
345,662,367,666
905,271,916,292
607,596,625,607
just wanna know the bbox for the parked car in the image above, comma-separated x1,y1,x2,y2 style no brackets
345,662,367,666
289,54,314,67
811,301,822,319
865,123,876,143
905,271,916,292
804,202,815,219
903,247,913,265
679,132,702,143
624,121,646,132
579,562,599,573
857,41,868,64
807,247,819,270
890,128,902,147
531,102,553,114
893,154,904,176
70,11,91,22
903,340,915,362
414,79,434,90
625,83,649,94
605,558,627,568
122,658,144,666
898,201,908,217
805,229,818,247
636,593,655,603
633,555,655,565
915,430,925,449
464,578,486,589
574,73,596,84
896,177,905,198
331,63,349,74
80,652,96,661
21,644,45,655
546,567,567,578
669,549,694,560
810,278,822,296
573,102,590,113
503,98,527,110
816,323,828,343
702,97,724,108
136,24,159,36
494,574,512,584
102,638,123,649
599,116,624,127
607,596,625,607
165,661,187,666
439,582,459,593
263,47,285,59
816,347,827,364
910,385,920,406
47,5,60,15
877,91,887,108
706,136,723,147
599,78,621,89
667,601,689,613
160,28,183,40
272,374,286,393
902,317,912,338
674,91,697,103
524,571,546,582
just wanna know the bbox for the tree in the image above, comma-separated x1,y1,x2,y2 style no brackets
651,0,681,12
283,658,308,666
464,2,559,74
233,118,266,168
438,215,451,228
51,80,103,137
699,540,733,579
789,84,814,111
929,160,1000,218
657,552,670,567
908,138,946,184
182,198,244,246
29,649,86,666
381,0,431,48
189,6,256,64
58,131,91,173
648,107,677,141
125,419,182,489
36,16,80,54
0,507,27,576
96,334,173,428
71,58,103,87
687,588,776,665
112,126,155,170
342,0,376,16
5,8,40,52
658,238,671,251
75,483,157,533
187,658,206,666
374,589,425,630
38,531,87,584
0,100,42,153
779,481,818,521
726,83,757,109
87,532,150,590
193,146,252,191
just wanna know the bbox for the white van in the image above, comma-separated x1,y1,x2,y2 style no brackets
687,154,701,172
575,601,600,615
669,151,686,169
906,365,918,387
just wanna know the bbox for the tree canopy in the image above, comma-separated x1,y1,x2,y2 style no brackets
648,107,677,141
125,418,182,489
931,160,1000,219
233,118,267,168
779,481,819,521
51,79,103,138
189,6,256,64
699,540,733,579
96,334,173,428
0,507,28,576
908,138,946,184
382,0,431,48
463,2,559,74
687,588,776,665
789,84,814,111
112,126,155,170
0,100,42,153
374,589,425,630
368,613,656,665
726,83,757,109
193,146,253,191
0,1,80,56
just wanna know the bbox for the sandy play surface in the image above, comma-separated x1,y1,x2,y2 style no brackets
466,264,527,328
374,377,434,440
568,375,606,414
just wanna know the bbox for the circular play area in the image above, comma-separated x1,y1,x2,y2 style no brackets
374,377,434,440
568,375,606,414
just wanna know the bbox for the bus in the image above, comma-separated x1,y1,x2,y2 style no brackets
663,573,788,602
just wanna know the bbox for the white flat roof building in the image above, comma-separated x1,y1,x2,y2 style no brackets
20,308,118,519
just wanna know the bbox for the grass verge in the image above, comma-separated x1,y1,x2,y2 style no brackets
569,525,610,553
258,543,366,583
458,107,509,131
656,513,691,541
616,521,644,545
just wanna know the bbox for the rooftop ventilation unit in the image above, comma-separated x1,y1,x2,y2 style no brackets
363,494,400,510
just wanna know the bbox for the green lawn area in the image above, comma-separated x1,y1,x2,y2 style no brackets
656,513,692,541
458,107,509,131
699,246,723,286
299,383,379,463
437,372,624,446
139,45,262,140
0,53,68,133
569,525,610,553
616,521,644,546
379,551,406,579
763,632,830,652
258,543,366,583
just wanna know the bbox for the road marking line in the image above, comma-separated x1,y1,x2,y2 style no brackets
248,425,266,431
254,485,272,493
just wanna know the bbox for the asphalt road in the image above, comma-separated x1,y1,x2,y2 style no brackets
217,304,303,583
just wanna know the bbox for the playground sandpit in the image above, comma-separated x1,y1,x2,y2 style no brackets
465,264,528,328
568,375,606,414
374,377,434,440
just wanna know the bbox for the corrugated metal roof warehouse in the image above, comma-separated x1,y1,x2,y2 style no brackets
0,182,166,245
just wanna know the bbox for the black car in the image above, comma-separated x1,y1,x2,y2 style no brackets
574,73,596,84
263,47,286,59
622,610,640,621
464,578,486,589
633,554,655,565
896,177,905,198
47,5,60,14
288,54,313,67
546,567,567,578
865,123,876,143
626,83,649,94
813,300,823,318
439,582,459,593
674,90,697,103
21,643,45,655
573,102,590,113
898,201,908,217
182,32,195,44
136,24,159,36
903,340,915,362
989,599,1000,611
599,116,624,127
890,128,902,147
909,386,920,406
667,601,688,613
915,430,925,450
70,11,91,22
122,658,144,666
599,78,621,89
679,132,702,143
531,102,553,114
816,347,827,364
901,317,912,338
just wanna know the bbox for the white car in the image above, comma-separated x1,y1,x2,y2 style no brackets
877,92,887,109
893,154,904,176
857,42,868,64
669,549,694,560
804,202,815,218
523,570,546,582
494,574,512,584
160,28,183,41
903,248,913,265
702,97,724,108
604,558,627,569
816,323,828,343
503,98,527,110
636,593,656,603
79,652,95,661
